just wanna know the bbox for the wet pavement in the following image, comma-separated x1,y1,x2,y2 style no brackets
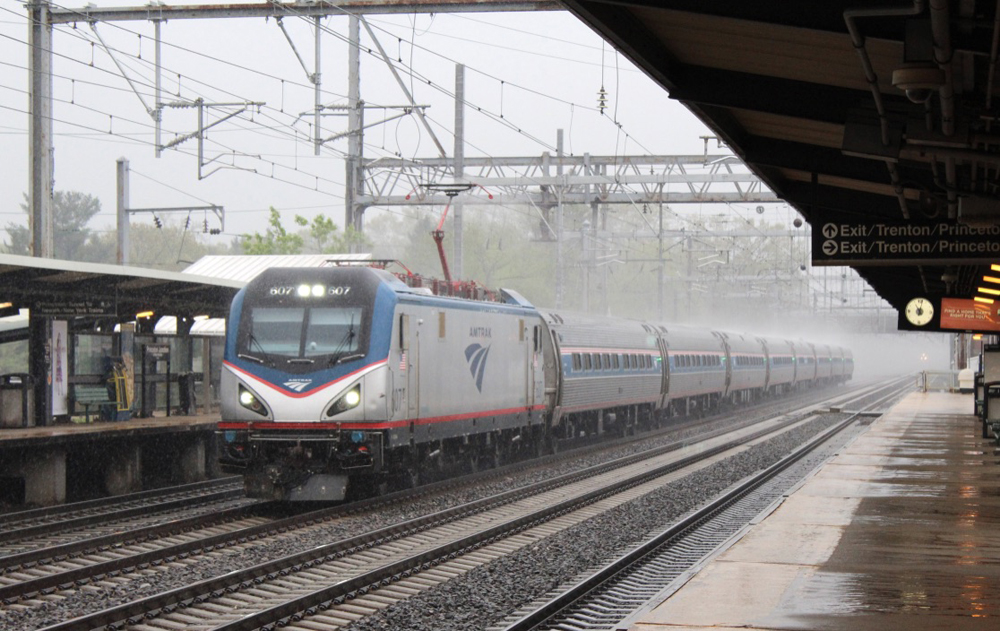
630,391,1000,630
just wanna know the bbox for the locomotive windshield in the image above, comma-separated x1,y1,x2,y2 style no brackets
249,306,364,358
236,269,379,371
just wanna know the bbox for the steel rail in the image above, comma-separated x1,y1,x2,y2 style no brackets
499,381,912,631
0,476,242,527
10,379,892,629
0,389,785,606
41,393,865,631
8,381,885,609
0,502,276,603
0,485,246,545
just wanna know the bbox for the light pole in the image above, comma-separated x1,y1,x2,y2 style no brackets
582,218,590,313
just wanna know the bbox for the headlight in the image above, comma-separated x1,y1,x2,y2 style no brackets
327,385,361,416
238,385,268,417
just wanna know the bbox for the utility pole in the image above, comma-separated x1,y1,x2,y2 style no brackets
686,235,693,318
345,15,364,241
154,20,162,157
582,218,590,312
28,0,54,258
555,130,564,309
117,158,130,264
658,202,664,321
453,64,465,280
115,160,224,265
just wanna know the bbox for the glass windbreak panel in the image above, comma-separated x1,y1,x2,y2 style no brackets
74,335,113,374
251,308,304,355
305,307,363,357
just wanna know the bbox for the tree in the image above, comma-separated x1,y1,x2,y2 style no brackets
239,208,306,255
301,214,371,254
6,191,102,259
83,220,234,270
367,208,443,275
239,208,369,255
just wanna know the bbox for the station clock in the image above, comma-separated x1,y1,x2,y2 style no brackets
904,297,935,327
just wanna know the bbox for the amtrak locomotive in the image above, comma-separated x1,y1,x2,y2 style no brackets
219,266,853,501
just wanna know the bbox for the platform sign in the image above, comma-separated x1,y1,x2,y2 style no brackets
940,298,1000,333
144,343,170,359
812,220,1000,266
32,299,116,317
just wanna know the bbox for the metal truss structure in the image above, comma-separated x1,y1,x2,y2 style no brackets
361,153,778,210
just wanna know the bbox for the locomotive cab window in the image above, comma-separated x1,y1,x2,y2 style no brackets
304,307,364,356
236,269,376,373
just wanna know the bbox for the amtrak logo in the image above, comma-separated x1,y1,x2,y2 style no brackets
283,379,312,392
464,343,491,392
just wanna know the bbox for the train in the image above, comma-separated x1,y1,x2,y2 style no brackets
217,266,853,501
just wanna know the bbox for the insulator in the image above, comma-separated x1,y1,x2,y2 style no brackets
597,85,608,115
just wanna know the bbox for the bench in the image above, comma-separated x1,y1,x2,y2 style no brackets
72,385,115,423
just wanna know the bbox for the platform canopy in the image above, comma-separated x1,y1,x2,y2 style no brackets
564,1,1000,323
0,253,243,322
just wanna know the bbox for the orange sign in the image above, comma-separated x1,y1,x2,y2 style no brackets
940,298,1000,332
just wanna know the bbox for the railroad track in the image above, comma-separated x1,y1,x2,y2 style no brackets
0,379,902,631
0,477,247,556
497,379,911,631
36,384,890,631
0,381,878,610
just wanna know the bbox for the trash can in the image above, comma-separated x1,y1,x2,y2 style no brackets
983,381,1000,440
0,374,34,429
975,373,985,418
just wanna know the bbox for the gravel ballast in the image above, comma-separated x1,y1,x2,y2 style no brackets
340,415,852,631
0,386,895,631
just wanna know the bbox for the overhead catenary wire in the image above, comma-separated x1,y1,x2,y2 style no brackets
14,0,660,167
5,10,361,209
0,99,346,202
6,0,681,239
269,0,649,157
0,21,362,179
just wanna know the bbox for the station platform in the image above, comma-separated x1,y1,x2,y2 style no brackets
0,413,218,448
629,390,1000,630
0,413,222,507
